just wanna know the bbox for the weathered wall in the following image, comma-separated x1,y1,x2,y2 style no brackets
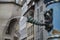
0,0,21,40
34,0,48,40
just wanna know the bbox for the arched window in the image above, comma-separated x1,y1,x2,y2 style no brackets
6,18,17,34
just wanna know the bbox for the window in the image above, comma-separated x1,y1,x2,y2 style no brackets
37,9,39,21
6,19,17,34
40,6,43,12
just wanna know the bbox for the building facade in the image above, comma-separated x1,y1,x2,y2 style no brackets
0,0,22,40
20,0,49,40
34,0,48,40
27,23,34,40
20,0,35,40
20,16,27,40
